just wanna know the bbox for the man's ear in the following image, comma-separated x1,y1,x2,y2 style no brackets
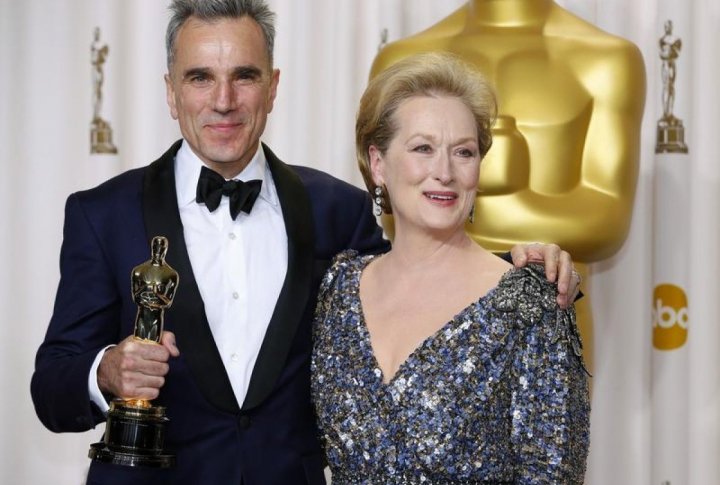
266,68,280,113
164,73,178,120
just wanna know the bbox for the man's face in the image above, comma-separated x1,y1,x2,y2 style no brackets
165,16,279,177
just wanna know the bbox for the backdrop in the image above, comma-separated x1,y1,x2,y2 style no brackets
1,1,717,484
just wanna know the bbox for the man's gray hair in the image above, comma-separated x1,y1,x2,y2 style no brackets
166,0,276,71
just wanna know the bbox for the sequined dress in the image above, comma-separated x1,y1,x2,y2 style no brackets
311,251,590,484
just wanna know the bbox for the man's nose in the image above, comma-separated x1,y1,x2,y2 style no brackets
213,80,236,112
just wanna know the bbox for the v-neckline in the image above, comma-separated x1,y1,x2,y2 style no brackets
354,255,501,387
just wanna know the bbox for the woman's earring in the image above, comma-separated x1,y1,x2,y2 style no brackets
468,204,475,223
373,186,383,216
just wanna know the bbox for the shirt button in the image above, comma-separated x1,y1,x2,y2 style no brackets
228,232,236,240
232,292,239,300
230,353,239,362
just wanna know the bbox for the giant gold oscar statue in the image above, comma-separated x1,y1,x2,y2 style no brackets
370,0,646,373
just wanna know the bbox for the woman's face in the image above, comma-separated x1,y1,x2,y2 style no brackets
370,95,480,238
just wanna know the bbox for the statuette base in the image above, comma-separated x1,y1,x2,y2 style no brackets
88,400,174,468
656,117,688,154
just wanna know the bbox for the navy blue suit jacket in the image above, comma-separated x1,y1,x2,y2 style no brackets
31,141,389,484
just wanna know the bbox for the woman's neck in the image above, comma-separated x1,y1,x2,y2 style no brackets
465,0,553,29
386,226,476,273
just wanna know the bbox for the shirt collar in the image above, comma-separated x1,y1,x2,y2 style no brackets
175,140,279,210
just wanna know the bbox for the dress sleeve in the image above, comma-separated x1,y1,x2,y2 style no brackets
310,249,358,448
312,250,357,338
506,267,590,484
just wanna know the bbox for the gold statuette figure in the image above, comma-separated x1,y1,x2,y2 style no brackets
655,19,688,153
89,236,178,467
90,27,118,154
132,236,178,343
371,0,647,373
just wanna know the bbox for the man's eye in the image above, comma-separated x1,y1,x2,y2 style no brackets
235,68,262,83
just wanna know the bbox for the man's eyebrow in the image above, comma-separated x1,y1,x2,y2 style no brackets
232,65,263,78
180,65,264,81
182,67,211,79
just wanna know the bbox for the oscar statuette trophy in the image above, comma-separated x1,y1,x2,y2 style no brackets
90,27,118,154
655,20,688,154
89,236,178,467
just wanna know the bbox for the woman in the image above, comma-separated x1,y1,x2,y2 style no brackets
311,52,589,483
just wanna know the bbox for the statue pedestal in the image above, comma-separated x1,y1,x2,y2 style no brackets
89,400,174,468
91,117,118,154
656,116,688,154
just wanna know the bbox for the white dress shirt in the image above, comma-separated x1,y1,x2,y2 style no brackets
89,140,287,411
175,141,287,405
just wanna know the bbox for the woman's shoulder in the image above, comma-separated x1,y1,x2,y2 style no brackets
318,250,376,294
329,249,376,273
488,263,562,326
488,264,586,368
314,251,378,332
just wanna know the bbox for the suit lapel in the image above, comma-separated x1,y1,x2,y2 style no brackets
242,144,315,410
143,140,240,414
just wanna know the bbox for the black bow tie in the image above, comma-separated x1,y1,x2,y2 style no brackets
196,166,262,220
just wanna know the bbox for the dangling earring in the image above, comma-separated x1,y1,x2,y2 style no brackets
373,186,383,216
468,204,475,223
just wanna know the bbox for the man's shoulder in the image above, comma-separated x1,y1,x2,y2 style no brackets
73,165,147,204
74,141,179,203
290,164,367,198
262,143,365,195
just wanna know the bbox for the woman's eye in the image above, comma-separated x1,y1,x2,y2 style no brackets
456,147,477,158
413,144,432,153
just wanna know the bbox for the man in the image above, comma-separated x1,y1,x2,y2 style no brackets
31,1,579,484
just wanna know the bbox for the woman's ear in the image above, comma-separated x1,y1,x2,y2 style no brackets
368,145,385,186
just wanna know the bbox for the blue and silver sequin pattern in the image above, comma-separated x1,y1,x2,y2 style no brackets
311,250,590,484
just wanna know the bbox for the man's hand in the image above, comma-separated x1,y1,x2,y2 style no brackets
510,243,581,309
97,331,179,401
